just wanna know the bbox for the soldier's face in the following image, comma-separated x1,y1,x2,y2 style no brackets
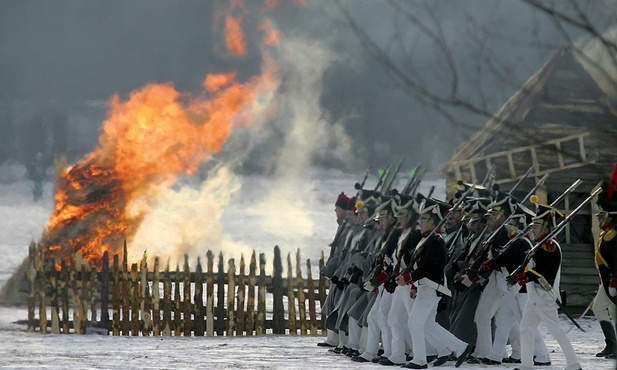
445,210,462,229
397,214,409,228
418,214,434,234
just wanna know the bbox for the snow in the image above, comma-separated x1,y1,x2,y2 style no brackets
0,166,615,369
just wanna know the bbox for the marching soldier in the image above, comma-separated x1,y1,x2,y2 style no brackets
593,173,617,359
506,202,582,370
396,197,473,369
318,192,352,348
351,199,400,363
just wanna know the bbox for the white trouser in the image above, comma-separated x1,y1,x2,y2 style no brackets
594,285,617,322
325,329,339,346
387,285,413,364
347,317,362,351
487,291,549,362
520,296,581,370
360,286,393,360
474,271,505,357
336,331,348,348
407,285,467,366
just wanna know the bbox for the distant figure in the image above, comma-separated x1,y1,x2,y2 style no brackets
26,151,46,201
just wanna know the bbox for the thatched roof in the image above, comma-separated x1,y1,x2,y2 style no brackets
441,45,617,188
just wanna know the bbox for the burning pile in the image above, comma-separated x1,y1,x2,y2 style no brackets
39,2,284,267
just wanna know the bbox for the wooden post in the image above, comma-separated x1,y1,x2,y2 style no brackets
112,254,120,336
49,259,60,334
286,253,297,335
141,253,152,336
296,250,307,335
226,258,235,336
256,253,266,335
130,263,140,336
246,251,256,336
318,250,327,330
271,246,285,334
183,255,191,337
121,247,130,335
152,257,161,336
60,259,70,334
26,242,36,332
71,252,84,334
236,255,246,336
306,258,318,335
162,261,172,336
173,265,181,336
194,257,205,336
81,258,92,328
101,251,110,331
206,251,214,337
37,244,47,334
216,252,225,336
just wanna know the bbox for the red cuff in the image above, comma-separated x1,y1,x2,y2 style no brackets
515,272,527,281
610,278,617,288
400,272,412,285
377,271,389,283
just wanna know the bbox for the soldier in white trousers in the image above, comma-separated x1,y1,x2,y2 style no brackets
507,202,582,370
396,197,472,369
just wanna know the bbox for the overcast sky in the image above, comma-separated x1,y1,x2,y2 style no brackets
1,0,616,173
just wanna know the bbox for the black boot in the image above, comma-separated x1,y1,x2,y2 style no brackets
596,321,617,358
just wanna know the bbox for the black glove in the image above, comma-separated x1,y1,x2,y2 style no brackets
384,277,397,294
331,276,339,285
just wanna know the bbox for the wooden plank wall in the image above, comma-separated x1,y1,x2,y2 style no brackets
26,243,328,336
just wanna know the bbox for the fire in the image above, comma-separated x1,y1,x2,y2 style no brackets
225,15,247,56
40,3,283,267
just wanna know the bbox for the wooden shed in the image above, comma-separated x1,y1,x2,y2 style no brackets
441,45,617,310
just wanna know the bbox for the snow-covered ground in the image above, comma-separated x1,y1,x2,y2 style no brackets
0,164,615,369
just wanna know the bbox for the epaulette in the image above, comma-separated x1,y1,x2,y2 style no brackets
605,228,617,242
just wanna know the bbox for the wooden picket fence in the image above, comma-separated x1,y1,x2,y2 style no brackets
26,242,329,336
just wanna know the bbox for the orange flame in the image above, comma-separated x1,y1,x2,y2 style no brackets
225,15,247,56
41,23,281,267
259,20,280,46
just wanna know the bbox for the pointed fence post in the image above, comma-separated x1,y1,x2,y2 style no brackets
112,254,120,335
306,258,318,335
206,251,214,336
141,253,152,336
194,257,205,336
216,252,225,336
152,257,161,336
236,255,246,336
162,261,172,336
173,265,181,336
49,258,60,334
286,253,297,335
226,258,236,336
183,255,191,337
121,249,130,335
100,251,110,331
130,263,140,336
71,252,84,334
296,249,307,335
246,252,256,335
37,244,47,334
26,242,36,332
256,253,266,335
271,246,285,334
60,259,70,334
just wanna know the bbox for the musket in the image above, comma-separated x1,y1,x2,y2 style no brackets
481,164,497,187
354,165,373,197
374,165,391,192
400,181,479,275
548,178,583,207
401,166,424,195
465,173,550,273
383,155,405,193
481,172,549,248
517,186,602,269
508,164,538,196
537,276,586,332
